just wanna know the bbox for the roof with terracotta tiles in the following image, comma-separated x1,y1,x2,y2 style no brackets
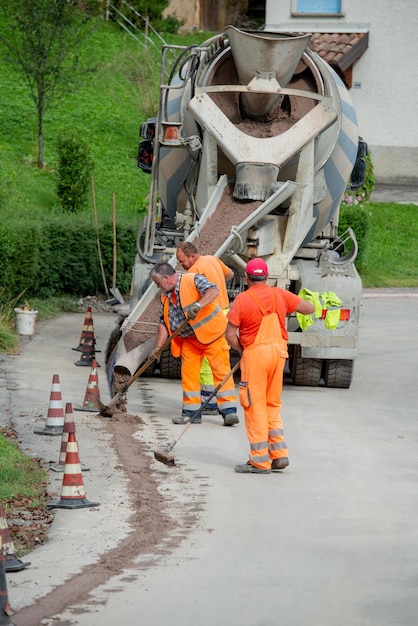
307,31,369,71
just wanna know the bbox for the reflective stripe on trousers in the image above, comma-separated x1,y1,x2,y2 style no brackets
181,334,237,414
240,343,288,469
199,309,229,390
240,315,288,470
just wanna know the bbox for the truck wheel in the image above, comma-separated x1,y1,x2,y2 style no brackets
159,346,182,379
323,359,353,388
291,345,322,386
142,360,156,377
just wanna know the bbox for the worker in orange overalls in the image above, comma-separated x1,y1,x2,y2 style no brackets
150,262,238,426
176,242,234,418
225,258,315,473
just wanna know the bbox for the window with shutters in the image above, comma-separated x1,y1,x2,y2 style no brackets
292,1,343,16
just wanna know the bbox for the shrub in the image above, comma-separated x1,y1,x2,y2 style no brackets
154,14,184,34
338,203,370,270
0,289,21,353
57,131,94,213
339,148,375,268
0,214,139,300
344,148,375,204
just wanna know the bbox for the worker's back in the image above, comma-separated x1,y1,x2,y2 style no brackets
188,255,230,309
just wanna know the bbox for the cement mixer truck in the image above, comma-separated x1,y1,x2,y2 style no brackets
107,26,367,396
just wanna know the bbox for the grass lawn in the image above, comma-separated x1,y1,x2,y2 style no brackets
360,202,418,288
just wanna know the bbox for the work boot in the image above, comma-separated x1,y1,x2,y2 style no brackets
234,461,271,474
172,414,202,425
271,457,289,471
5,555,30,573
222,413,239,426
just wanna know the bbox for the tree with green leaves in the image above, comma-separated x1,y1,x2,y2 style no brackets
0,0,100,169
57,131,94,213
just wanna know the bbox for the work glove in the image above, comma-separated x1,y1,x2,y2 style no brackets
148,346,161,361
187,302,201,320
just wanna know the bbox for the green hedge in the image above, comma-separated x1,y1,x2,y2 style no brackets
338,203,370,270
0,213,139,300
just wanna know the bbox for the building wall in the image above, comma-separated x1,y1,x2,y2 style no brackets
265,0,418,183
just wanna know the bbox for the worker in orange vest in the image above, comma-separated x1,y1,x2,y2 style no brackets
225,258,314,473
150,262,238,426
176,242,234,417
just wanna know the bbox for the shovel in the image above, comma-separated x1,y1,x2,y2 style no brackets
154,359,241,467
98,317,190,417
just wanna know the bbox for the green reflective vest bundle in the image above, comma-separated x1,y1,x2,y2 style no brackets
296,288,342,331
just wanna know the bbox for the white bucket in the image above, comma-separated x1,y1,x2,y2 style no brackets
14,308,38,336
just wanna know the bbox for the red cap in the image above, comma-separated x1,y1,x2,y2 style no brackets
245,258,268,277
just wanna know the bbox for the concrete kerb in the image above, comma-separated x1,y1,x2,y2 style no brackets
362,288,418,298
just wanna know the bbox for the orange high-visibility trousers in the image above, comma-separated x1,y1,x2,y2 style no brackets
239,325,289,470
181,334,237,415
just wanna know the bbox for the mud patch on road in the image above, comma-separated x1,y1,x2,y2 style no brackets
12,415,199,626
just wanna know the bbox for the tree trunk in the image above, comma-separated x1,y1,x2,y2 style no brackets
37,107,44,169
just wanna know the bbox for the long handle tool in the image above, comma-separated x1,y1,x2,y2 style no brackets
99,317,190,416
154,359,241,466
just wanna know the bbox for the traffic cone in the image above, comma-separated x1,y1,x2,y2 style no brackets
74,336,100,367
72,308,101,353
74,360,101,412
49,403,90,473
0,506,30,573
47,431,99,509
72,307,93,352
34,374,65,435
0,552,14,626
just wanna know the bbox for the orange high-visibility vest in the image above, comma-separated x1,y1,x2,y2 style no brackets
188,256,230,309
162,273,227,356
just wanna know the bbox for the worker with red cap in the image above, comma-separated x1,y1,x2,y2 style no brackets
225,258,315,473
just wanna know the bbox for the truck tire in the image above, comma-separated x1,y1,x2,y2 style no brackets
291,345,322,386
142,360,157,377
323,359,353,389
159,346,182,379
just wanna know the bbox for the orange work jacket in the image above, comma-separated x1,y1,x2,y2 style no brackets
162,273,227,357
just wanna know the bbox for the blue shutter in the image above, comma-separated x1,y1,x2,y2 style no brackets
297,1,342,13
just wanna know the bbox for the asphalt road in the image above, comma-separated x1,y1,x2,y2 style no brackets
2,291,418,626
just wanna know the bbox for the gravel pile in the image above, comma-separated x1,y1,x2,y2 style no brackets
76,295,128,315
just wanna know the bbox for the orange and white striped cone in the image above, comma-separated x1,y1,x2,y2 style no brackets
74,336,100,367
72,307,93,352
0,550,14,625
73,310,101,353
49,403,90,473
34,374,65,436
0,506,30,573
47,431,99,509
74,360,101,412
